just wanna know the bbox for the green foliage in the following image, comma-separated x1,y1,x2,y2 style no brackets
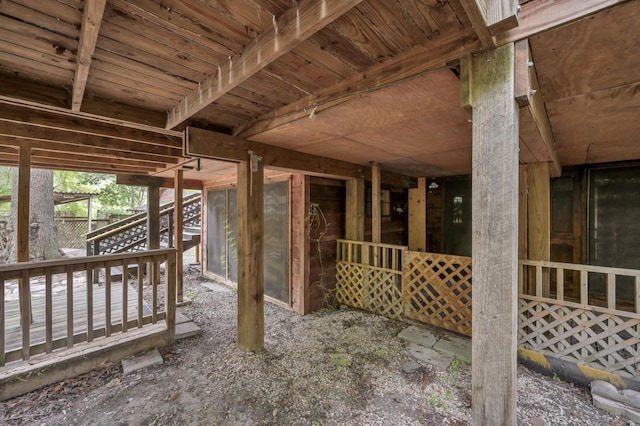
0,167,147,219
330,353,352,372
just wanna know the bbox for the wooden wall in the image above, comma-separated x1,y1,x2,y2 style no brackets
307,177,346,312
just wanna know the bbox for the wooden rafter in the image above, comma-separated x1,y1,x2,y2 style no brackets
449,0,519,48
116,174,203,190
498,0,632,45
72,0,107,112
515,39,561,177
186,127,416,188
165,0,363,129
236,29,482,138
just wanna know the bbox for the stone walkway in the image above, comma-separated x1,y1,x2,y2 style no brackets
398,325,471,370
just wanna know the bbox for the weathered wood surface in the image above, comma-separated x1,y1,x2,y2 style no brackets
236,159,264,351
469,42,519,425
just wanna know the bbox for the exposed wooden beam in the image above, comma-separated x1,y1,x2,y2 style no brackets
497,0,631,45
450,0,519,49
116,174,203,190
186,127,416,188
449,0,496,48
0,121,182,159
0,137,179,165
0,73,167,127
0,97,182,147
72,0,107,112
0,152,159,174
514,40,561,177
166,0,363,129
237,29,481,138
470,42,519,425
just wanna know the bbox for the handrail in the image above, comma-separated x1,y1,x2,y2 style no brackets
86,192,201,256
86,192,201,240
1,249,176,366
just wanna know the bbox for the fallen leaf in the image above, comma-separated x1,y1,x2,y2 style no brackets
168,392,180,401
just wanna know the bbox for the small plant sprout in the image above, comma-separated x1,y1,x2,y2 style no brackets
330,353,352,372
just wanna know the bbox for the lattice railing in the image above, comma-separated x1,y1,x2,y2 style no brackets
336,242,640,377
336,240,405,319
519,297,640,376
403,252,472,336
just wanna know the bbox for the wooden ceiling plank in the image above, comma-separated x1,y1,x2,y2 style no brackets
514,40,560,177
450,0,518,47
12,0,82,26
498,0,631,45
237,29,481,138
72,0,107,112
186,127,415,188
0,41,74,78
166,0,364,129
0,1,80,38
108,0,242,58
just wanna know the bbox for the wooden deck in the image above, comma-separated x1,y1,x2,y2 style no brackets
3,280,151,355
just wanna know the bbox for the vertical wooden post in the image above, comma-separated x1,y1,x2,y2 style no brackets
528,162,551,296
237,157,264,351
17,147,30,263
17,147,31,358
371,162,381,243
409,177,427,251
345,178,365,241
174,170,184,302
147,185,160,285
165,251,176,344
470,43,519,425
519,165,529,294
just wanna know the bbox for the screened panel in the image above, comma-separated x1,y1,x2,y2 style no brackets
264,181,289,303
228,189,238,283
206,190,227,277
442,179,472,256
588,166,640,299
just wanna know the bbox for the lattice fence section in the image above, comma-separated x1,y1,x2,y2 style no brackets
363,268,402,319
519,296,640,376
335,240,405,319
336,262,365,309
403,252,473,336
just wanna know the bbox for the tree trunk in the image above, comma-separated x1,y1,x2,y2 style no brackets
5,168,62,262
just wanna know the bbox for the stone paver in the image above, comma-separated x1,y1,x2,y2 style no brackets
406,343,454,370
397,326,439,348
201,282,232,292
121,348,164,375
176,321,202,340
433,334,471,364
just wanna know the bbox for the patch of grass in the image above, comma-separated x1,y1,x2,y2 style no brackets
553,372,561,382
185,288,199,300
374,348,387,358
330,353,352,372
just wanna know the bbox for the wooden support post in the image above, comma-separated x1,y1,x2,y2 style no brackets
371,162,381,243
236,156,264,351
527,162,551,296
147,185,160,285
409,177,427,251
470,43,519,425
174,170,184,302
345,179,365,241
17,147,31,353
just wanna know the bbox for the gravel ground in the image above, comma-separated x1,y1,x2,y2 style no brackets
1,260,637,425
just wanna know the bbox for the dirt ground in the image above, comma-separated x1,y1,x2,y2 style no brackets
1,261,638,425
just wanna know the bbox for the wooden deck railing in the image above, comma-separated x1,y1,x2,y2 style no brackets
1,249,176,366
519,260,640,376
336,242,640,376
